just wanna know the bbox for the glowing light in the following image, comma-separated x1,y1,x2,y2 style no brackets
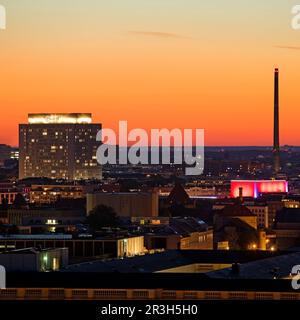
270,246,275,251
46,219,57,225
231,180,288,198
28,113,92,124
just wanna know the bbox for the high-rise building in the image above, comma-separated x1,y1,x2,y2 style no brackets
19,113,102,180
273,68,280,174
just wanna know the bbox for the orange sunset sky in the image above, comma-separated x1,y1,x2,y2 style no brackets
0,0,300,146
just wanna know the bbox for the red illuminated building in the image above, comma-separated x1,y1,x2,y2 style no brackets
230,180,288,198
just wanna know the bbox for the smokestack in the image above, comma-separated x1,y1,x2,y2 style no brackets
273,68,280,174
238,187,243,203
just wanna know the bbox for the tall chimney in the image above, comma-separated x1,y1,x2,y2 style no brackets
273,68,280,175
238,187,243,203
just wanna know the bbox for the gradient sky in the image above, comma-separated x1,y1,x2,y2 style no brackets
1,0,300,146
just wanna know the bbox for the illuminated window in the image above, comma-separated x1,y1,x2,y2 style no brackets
46,219,58,225
53,258,59,271
151,220,161,225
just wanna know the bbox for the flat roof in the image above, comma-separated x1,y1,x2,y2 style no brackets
5,272,295,292
28,113,92,124
207,251,300,279
62,250,282,273
0,234,73,240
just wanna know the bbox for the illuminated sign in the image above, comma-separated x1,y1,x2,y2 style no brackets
230,180,288,198
28,113,92,124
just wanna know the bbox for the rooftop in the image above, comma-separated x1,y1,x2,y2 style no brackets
62,250,281,273
27,113,92,125
0,234,73,240
219,204,256,217
207,251,300,279
0,247,60,255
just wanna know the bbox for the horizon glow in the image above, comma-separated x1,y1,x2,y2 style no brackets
0,1,300,146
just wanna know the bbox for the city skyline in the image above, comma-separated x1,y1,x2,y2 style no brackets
1,1,300,311
1,1,300,146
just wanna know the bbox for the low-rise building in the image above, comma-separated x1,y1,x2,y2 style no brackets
7,208,85,233
213,204,259,250
87,191,159,217
214,203,268,229
0,247,68,272
273,208,300,250
144,217,213,250
0,234,145,259
30,184,85,204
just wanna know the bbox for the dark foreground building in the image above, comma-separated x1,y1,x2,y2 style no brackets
1,250,300,301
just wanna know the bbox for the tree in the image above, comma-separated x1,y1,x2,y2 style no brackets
0,197,8,210
13,193,27,208
86,205,119,231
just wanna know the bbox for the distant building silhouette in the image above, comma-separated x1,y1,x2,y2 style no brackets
167,182,190,205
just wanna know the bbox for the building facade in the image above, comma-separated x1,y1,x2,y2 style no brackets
0,247,68,272
87,192,159,217
213,204,269,229
19,113,102,181
0,235,144,259
30,184,85,204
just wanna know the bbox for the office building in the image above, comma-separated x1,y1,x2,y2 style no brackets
19,113,102,180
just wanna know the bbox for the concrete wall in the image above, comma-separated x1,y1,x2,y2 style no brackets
87,192,159,217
